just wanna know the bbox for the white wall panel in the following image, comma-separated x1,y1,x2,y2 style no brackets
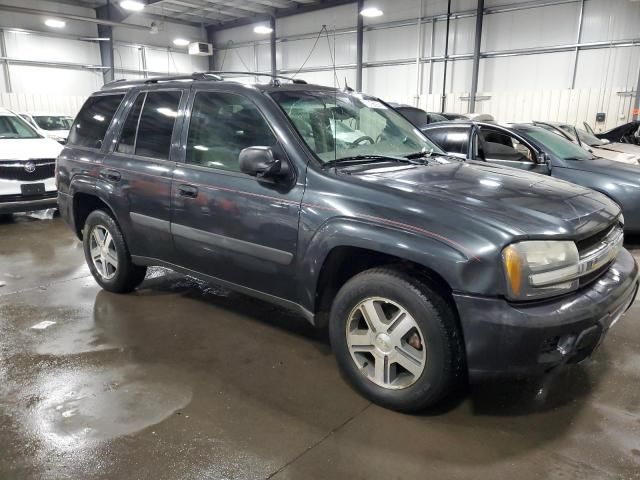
482,2,579,51
114,44,144,73
7,65,103,96
277,4,356,37
0,92,86,116
144,47,208,74
5,32,101,65
581,0,640,42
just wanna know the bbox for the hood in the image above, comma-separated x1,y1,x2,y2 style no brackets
44,130,69,140
343,160,619,240
589,145,639,164
597,142,640,161
0,137,63,160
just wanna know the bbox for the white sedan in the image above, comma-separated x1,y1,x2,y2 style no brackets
0,108,63,215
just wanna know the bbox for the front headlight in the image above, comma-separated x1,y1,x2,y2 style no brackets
502,241,580,300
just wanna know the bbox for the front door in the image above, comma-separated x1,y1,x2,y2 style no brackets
475,126,549,174
170,89,304,302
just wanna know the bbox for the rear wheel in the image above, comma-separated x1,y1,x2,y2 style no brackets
329,268,464,412
83,209,147,293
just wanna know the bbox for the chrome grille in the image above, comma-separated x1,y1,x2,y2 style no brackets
0,159,56,181
576,224,623,286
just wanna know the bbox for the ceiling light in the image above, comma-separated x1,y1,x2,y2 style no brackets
45,18,66,28
253,25,273,34
173,38,190,46
120,1,145,11
360,7,383,17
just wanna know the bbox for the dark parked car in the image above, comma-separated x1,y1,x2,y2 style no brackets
585,121,640,146
423,121,640,232
57,74,638,412
388,103,447,130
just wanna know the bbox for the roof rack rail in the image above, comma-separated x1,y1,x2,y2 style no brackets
102,71,305,90
204,71,307,85
103,72,223,89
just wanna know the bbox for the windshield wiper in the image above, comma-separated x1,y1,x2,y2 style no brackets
323,154,418,168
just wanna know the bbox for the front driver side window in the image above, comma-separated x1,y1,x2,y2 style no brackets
477,129,534,163
186,92,278,172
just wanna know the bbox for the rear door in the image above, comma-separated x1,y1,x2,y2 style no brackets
103,88,187,261
170,88,304,301
474,126,549,174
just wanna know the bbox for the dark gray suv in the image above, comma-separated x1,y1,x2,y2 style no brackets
57,73,639,412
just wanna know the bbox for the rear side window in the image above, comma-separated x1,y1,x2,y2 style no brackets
67,94,124,149
185,91,277,172
426,127,469,156
135,91,182,160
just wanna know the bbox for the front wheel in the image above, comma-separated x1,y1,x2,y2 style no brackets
83,209,147,293
329,268,464,412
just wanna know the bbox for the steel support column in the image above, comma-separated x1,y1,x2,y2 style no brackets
270,16,277,76
634,62,640,121
570,0,585,89
356,0,364,91
206,25,216,71
469,0,484,113
97,24,114,84
441,0,452,112
0,30,11,93
414,0,424,106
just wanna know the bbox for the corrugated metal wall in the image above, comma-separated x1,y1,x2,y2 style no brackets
214,0,640,131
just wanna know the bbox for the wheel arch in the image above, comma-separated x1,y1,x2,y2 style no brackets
300,218,467,328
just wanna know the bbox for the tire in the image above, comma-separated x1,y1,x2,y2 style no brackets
83,209,147,293
329,267,464,412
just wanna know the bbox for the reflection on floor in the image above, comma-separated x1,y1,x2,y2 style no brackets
1,214,639,479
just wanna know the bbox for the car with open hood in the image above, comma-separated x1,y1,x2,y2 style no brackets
423,120,640,233
0,108,62,214
56,74,638,412
533,121,640,165
586,120,640,146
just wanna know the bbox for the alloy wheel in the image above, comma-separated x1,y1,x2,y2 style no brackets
89,225,118,280
346,297,427,389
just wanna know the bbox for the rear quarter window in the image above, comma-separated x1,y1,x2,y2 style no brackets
67,94,124,149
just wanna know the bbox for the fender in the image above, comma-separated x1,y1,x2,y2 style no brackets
67,174,123,238
297,217,495,314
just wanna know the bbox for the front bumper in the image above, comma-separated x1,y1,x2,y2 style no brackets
0,193,58,213
454,248,639,380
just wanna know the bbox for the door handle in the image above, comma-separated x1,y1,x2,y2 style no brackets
100,168,121,182
178,184,198,198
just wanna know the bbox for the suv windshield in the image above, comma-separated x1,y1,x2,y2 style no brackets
558,125,605,147
270,90,444,163
0,114,41,139
520,126,594,161
33,115,74,131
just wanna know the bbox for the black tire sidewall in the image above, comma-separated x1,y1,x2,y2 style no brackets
330,270,456,412
83,210,143,293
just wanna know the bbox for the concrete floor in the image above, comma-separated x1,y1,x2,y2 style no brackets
1,213,640,480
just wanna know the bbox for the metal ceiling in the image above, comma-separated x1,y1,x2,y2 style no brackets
65,0,356,27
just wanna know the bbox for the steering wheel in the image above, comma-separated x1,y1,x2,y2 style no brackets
350,136,375,146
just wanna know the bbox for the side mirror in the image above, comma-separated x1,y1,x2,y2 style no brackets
239,146,290,179
600,139,610,145
538,151,550,164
